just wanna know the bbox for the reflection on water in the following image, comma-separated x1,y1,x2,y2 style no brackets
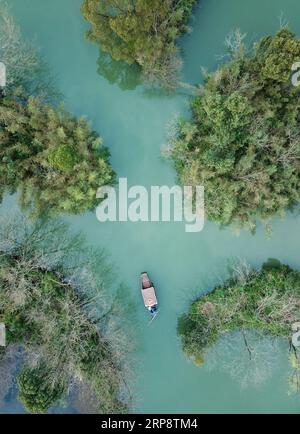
4,0,300,414
97,50,142,91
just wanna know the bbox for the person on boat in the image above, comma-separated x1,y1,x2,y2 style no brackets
148,306,157,315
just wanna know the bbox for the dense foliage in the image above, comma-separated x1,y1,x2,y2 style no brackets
81,0,197,89
0,215,131,413
178,261,300,367
0,92,114,216
169,29,300,230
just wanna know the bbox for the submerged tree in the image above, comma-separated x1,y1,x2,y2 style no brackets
0,213,132,413
0,4,115,217
205,331,282,389
0,1,58,101
168,29,300,230
0,93,115,216
178,260,300,391
81,0,197,90
17,363,67,413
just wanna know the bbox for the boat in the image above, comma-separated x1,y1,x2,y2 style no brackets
140,272,158,317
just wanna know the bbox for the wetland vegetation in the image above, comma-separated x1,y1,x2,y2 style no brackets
1,0,300,414
168,29,300,231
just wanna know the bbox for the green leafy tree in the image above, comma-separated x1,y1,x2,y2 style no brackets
17,364,66,413
81,0,196,90
0,4,114,216
0,1,59,101
168,29,300,230
177,259,300,393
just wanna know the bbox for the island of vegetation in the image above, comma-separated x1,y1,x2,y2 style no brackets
0,214,131,413
178,260,300,393
81,0,197,90
0,3,115,217
168,29,300,231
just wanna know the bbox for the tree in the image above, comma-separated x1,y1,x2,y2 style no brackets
0,4,115,217
168,29,300,230
0,93,115,216
0,213,132,413
205,331,282,389
178,260,300,392
97,50,142,90
81,0,197,90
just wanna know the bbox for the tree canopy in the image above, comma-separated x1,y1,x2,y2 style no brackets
0,5,115,217
81,0,196,90
168,29,300,230
0,92,115,216
17,364,67,413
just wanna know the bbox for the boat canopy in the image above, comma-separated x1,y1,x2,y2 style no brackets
141,272,151,289
141,287,157,308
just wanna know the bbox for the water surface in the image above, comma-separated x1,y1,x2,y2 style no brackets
4,0,300,413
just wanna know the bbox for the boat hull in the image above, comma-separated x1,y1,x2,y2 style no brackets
140,272,158,316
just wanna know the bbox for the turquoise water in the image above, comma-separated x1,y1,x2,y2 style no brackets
3,0,300,413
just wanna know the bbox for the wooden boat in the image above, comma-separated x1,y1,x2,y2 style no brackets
140,272,158,317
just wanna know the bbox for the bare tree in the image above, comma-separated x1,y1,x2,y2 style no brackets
205,331,283,389
0,212,133,413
